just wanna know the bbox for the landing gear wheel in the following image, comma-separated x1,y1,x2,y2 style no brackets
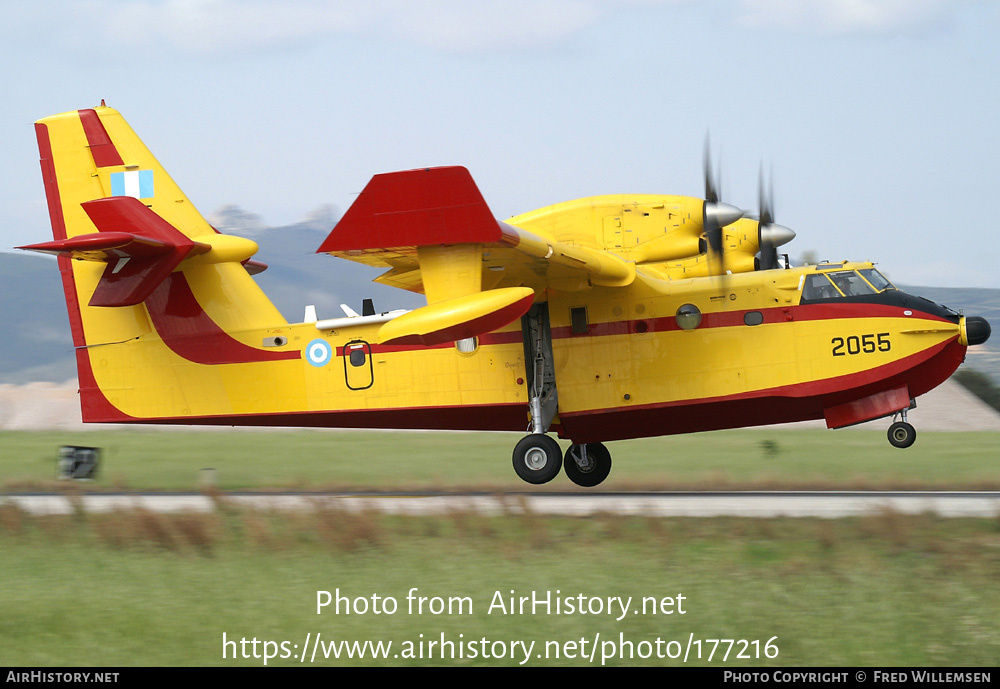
887,421,916,449
512,435,562,484
563,442,612,487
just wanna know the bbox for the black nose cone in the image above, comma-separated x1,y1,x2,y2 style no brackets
966,316,991,346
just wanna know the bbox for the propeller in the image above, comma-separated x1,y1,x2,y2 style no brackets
756,165,795,270
702,138,743,273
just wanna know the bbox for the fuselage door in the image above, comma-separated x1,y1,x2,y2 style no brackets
343,340,374,390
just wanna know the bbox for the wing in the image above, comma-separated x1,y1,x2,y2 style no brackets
317,166,637,345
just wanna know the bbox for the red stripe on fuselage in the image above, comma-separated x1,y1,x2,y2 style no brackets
145,273,301,365
551,302,954,340
326,301,943,356
334,329,523,357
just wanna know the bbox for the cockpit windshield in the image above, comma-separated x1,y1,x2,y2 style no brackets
826,271,876,296
858,268,895,292
801,269,893,301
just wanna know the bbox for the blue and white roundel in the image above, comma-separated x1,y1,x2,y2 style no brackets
305,339,333,367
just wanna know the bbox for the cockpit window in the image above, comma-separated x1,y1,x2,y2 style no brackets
825,271,877,297
858,268,895,292
801,270,882,301
801,274,841,301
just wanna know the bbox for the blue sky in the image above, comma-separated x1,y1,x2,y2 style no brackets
2,0,998,287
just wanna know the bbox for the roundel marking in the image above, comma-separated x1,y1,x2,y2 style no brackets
306,339,333,367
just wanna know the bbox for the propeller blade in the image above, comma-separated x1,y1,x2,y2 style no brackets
756,164,794,270
703,136,718,204
758,164,773,228
702,136,742,269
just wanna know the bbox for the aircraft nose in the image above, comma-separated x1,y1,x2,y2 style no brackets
961,316,991,346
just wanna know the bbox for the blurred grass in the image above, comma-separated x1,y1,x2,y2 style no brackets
2,428,999,491
0,505,998,666
4,428,998,667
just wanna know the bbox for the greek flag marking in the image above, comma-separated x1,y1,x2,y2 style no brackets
110,170,154,199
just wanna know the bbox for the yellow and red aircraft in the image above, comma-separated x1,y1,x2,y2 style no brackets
20,105,992,486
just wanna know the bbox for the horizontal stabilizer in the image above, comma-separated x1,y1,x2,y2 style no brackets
19,231,174,262
378,287,534,346
19,196,207,307
20,196,266,306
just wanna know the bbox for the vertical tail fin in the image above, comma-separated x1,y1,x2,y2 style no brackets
20,105,295,421
20,105,286,347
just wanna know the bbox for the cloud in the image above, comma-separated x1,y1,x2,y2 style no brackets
99,0,377,55
16,0,681,57
735,0,963,35
10,0,978,58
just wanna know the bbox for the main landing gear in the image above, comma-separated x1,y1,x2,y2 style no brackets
887,408,916,449
512,435,562,484
513,302,613,487
563,442,612,487
511,436,613,487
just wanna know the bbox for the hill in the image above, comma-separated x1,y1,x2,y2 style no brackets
0,253,77,383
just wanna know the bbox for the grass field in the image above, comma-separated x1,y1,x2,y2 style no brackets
2,428,999,667
2,427,1000,491
1,506,998,667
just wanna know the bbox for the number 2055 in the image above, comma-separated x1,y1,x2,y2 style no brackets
831,333,890,356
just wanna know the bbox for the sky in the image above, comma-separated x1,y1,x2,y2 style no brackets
1,0,998,288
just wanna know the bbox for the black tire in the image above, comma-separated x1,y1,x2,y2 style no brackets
512,435,562,484
563,442,612,487
887,421,916,449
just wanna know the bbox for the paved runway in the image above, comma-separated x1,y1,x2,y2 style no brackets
5,491,1000,518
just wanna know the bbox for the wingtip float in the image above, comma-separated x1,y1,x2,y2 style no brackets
20,104,991,486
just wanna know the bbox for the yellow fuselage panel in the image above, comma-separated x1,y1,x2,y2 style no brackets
84,260,959,425
87,319,528,419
